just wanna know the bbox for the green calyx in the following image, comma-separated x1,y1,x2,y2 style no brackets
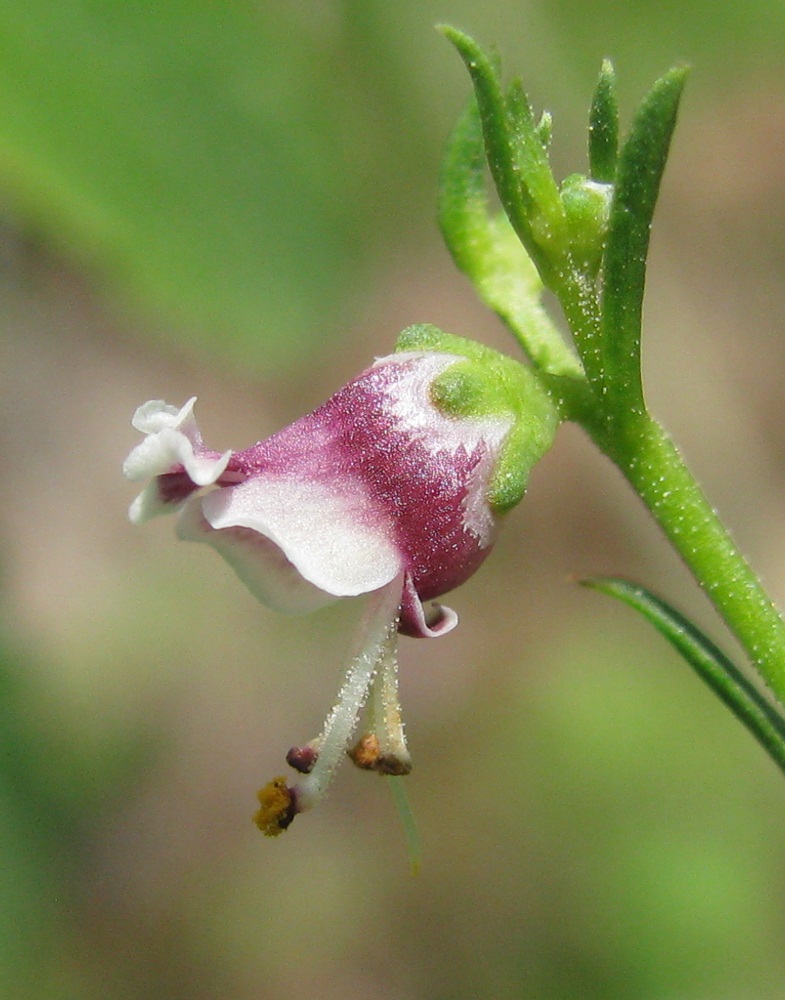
394,323,560,513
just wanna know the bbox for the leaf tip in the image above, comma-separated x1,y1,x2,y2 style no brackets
436,24,491,77
436,23,470,50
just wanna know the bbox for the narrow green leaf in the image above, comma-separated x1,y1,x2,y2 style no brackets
588,60,619,183
583,577,785,779
438,98,582,377
438,25,565,289
437,97,491,275
599,67,688,415
438,27,534,246
506,80,568,257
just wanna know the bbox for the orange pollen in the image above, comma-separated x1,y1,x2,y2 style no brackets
254,777,295,837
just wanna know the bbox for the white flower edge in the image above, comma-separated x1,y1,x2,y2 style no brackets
123,398,232,524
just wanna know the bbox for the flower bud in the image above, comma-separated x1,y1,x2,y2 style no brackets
560,172,612,275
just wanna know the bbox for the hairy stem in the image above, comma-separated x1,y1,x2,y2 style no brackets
586,413,785,705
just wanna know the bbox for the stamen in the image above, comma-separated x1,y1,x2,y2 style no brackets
349,627,412,776
294,575,404,812
369,628,412,775
348,733,382,770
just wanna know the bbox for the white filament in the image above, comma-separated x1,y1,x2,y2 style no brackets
296,574,404,810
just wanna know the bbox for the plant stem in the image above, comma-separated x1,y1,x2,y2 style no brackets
586,413,785,706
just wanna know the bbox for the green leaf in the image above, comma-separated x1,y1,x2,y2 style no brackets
588,60,619,184
438,25,566,290
438,97,581,377
438,30,533,238
505,80,567,256
583,577,785,780
598,67,688,416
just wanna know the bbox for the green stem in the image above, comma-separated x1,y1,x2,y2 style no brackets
557,272,603,380
586,413,785,706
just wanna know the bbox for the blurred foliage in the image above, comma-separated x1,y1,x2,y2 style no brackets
0,1,442,370
2,3,785,1000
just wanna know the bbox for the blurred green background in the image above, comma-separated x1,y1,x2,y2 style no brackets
2,2,785,998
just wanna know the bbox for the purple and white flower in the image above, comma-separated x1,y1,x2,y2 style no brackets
124,326,558,833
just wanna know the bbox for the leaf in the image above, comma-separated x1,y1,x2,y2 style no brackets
588,60,619,184
438,29,532,240
438,97,581,377
438,25,566,290
505,80,566,254
583,577,785,779
598,67,688,414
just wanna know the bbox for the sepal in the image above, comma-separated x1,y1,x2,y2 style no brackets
396,324,560,513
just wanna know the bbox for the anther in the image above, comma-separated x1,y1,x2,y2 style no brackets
254,778,297,836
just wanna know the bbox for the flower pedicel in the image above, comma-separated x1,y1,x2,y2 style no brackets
123,324,559,834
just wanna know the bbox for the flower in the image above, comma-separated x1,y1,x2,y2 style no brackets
124,324,559,834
